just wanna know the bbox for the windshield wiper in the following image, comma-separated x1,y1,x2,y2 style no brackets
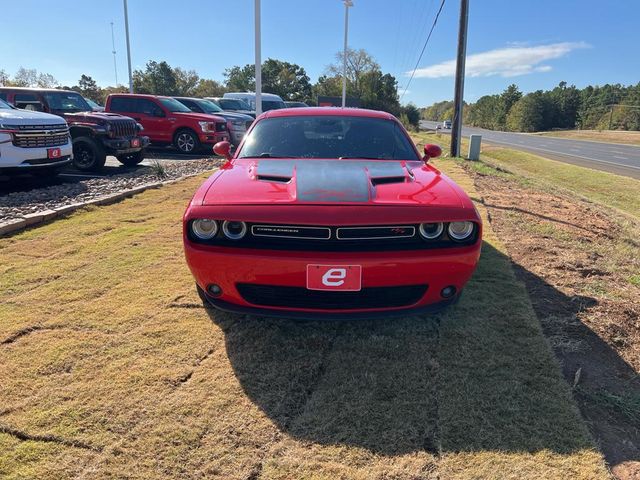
339,156,387,160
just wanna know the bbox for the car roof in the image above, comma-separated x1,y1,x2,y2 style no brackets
261,107,396,120
0,86,76,93
225,92,283,100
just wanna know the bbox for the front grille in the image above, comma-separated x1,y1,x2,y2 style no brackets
188,222,479,251
236,283,428,310
111,119,137,138
12,124,70,148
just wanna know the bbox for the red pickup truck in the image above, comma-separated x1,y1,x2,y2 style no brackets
105,94,229,154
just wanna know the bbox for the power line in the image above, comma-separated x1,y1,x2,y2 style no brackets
400,0,446,102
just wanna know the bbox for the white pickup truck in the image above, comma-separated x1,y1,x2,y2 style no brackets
0,98,72,176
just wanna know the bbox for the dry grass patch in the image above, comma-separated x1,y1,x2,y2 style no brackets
533,129,640,146
0,167,608,479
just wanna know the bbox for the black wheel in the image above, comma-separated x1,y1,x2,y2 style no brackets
173,129,200,154
117,150,145,167
72,136,106,172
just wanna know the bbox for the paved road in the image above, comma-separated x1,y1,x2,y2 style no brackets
420,120,640,179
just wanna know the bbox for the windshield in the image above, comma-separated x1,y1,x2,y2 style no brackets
262,100,285,111
159,97,192,113
196,99,223,113
43,91,91,113
238,115,420,160
0,99,12,109
219,98,250,110
85,98,102,108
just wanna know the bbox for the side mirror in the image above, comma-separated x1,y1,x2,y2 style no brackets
423,144,442,162
213,141,232,160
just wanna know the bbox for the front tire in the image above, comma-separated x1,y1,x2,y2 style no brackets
72,136,106,172
117,150,145,167
173,129,200,154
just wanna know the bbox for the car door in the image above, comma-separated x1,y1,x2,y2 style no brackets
135,99,170,143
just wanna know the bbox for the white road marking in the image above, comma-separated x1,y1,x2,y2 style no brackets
613,155,628,160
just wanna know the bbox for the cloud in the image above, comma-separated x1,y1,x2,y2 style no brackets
409,42,589,78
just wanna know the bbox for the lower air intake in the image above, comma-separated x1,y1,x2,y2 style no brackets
236,283,428,310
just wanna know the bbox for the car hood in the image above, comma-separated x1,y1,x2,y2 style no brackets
0,109,66,124
202,158,464,208
215,112,253,122
63,111,137,123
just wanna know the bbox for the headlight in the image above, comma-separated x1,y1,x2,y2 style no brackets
191,219,218,239
222,220,247,240
448,221,474,241
136,122,144,132
419,222,444,240
198,121,216,132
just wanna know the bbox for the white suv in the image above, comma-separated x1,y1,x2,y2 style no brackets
0,98,73,176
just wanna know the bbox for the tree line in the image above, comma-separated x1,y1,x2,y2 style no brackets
0,48,421,130
421,82,640,132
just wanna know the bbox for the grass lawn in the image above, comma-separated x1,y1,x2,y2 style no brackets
0,165,608,479
533,129,640,146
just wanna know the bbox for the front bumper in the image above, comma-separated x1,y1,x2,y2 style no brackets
0,136,73,171
102,136,149,154
198,131,230,145
184,241,481,318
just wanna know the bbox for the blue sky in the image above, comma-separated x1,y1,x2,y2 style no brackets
1,0,638,106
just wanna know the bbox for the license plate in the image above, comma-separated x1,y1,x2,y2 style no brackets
306,264,362,291
47,147,61,159
131,138,141,148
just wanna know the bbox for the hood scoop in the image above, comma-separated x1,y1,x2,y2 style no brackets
255,160,295,183
252,159,412,203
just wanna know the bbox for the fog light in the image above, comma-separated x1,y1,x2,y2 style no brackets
207,284,223,297
441,286,457,298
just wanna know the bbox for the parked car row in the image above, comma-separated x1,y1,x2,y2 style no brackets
0,87,307,176
0,87,149,174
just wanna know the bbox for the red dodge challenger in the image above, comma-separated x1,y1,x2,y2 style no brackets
183,107,482,319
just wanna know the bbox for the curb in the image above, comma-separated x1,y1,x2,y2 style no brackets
0,172,203,238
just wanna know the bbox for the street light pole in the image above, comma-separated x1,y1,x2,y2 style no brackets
255,0,262,116
110,21,118,86
341,0,353,108
123,0,133,93
450,0,469,158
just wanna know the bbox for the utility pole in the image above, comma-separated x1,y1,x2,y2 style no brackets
342,0,353,108
110,22,118,86
123,0,133,93
255,0,262,116
608,104,614,130
450,0,469,158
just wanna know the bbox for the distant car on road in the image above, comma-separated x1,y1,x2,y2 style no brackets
285,101,309,108
0,98,73,177
174,97,253,147
106,94,230,154
223,92,286,113
206,97,256,118
442,120,452,129
0,87,148,171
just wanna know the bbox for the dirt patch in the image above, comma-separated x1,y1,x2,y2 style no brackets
465,166,640,479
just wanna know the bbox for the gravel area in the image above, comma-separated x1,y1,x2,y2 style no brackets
0,158,223,223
